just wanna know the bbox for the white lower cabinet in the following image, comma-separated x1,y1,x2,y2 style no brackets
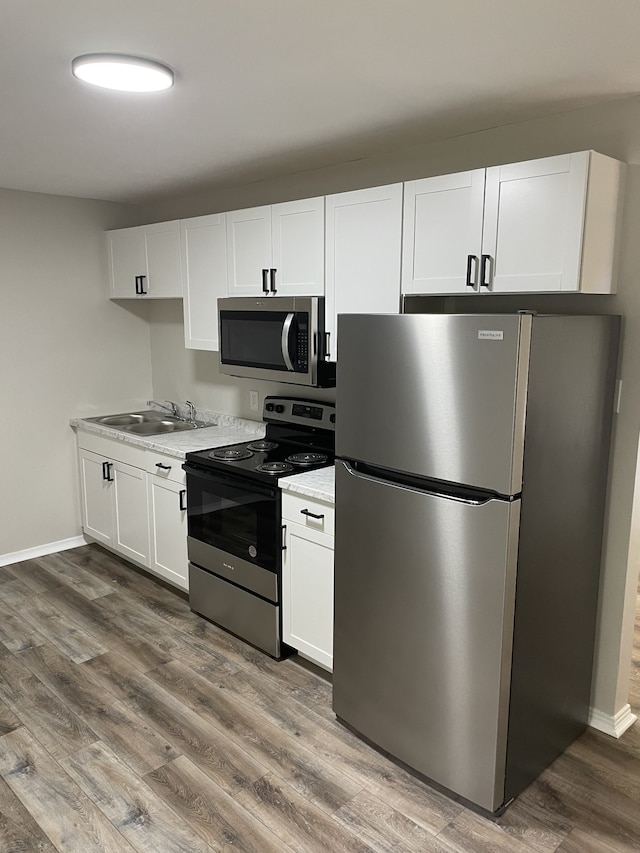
282,492,335,671
76,431,188,590
147,455,188,590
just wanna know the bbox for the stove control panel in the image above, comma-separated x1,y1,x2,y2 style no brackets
264,396,335,430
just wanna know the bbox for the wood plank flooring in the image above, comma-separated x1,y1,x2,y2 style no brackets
0,543,638,852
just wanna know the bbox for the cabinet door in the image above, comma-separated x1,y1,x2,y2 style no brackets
78,449,114,546
107,227,145,298
148,476,188,590
113,462,150,566
181,214,228,350
226,206,272,296
282,520,334,671
482,153,589,293
271,197,325,297
401,170,485,294
144,220,182,298
326,184,402,361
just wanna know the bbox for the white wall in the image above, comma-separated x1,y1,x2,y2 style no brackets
143,93,640,730
0,188,152,560
147,300,335,419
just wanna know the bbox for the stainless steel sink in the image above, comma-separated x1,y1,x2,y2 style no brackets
85,410,210,434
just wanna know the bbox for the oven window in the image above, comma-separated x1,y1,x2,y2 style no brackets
186,469,279,572
219,310,307,371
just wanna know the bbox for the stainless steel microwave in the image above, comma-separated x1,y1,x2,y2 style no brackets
218,296,336,387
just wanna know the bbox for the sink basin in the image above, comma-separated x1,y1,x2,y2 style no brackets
86,410,210,435
124,420,198,434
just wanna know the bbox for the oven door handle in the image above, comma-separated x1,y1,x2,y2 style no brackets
281,312,295,372
182,462,278,498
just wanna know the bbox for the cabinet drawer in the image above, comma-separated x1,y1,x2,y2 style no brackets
76,430,147,469
145,452,186,485
282,492,334,536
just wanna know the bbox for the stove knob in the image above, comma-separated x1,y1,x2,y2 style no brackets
275,404,285,413
330,413,336,424
265,403,275,412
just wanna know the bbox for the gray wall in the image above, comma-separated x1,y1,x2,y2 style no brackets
143,93,640,727
0,188,152,559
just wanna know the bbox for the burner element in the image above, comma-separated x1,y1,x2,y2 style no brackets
256,461,295,474
210,447,254,461
287,452,328,467
247,440,278,452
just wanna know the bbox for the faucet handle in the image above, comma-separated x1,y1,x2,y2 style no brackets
185,400,196,424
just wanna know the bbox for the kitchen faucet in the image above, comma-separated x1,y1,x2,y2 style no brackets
147,399,181,418
185,400,196,425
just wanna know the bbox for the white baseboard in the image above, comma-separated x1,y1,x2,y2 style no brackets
0,535,89,568
589,703,637,738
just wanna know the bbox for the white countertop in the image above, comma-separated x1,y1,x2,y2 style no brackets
70,410,265,460
279,465,335,503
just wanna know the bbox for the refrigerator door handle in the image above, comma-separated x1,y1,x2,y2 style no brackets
338,460,495,506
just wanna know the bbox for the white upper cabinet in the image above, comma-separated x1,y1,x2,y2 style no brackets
401,151,624,296
325,184,403,361
402,170,485,295
181,214,228,351
226,197,325,297
107,220,182,299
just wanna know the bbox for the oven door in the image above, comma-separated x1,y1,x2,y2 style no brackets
184,462,280,573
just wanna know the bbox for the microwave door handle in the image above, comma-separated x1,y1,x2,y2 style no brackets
281,312,295,371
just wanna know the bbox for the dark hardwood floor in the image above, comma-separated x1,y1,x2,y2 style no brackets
0,543,638,851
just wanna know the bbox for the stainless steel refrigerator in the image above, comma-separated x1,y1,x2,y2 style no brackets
333,312,619,813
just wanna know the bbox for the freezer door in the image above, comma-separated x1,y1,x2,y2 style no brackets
333,460,520,812
336,313,531,495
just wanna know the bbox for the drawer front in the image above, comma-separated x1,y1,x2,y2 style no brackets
76,430,147,469
146,451,186,485
282,492,335,536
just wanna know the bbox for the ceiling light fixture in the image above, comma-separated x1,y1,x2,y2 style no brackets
71,53,174,92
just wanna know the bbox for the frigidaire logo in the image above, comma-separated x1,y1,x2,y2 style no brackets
223,562,235,571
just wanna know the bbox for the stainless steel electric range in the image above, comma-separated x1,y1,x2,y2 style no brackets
183,396,335,658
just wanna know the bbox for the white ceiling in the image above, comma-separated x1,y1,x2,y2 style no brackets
3,0,640,204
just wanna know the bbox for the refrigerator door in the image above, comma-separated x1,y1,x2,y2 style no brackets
333,460,521,812
336,313,531,495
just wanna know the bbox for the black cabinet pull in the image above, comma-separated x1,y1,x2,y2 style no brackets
134,275,141,295
281,524,287,550
155,462,171,470
262,269,269,294
480,254,491,289
179,489,187,511
269,268,277,293
466,255,478,289
300,508,324,520
138,274,147,295
102,461,113,482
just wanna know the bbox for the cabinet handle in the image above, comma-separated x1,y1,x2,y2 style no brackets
262,269,269,294
138,274,147,295
155,462,171,470
466,255,478,289
281,524,287,550
134,275,141,295
102,461,114,482
300,508,324,520
269,268,277,293
480,254,492,289
179,489,187,511
324,331,331,360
